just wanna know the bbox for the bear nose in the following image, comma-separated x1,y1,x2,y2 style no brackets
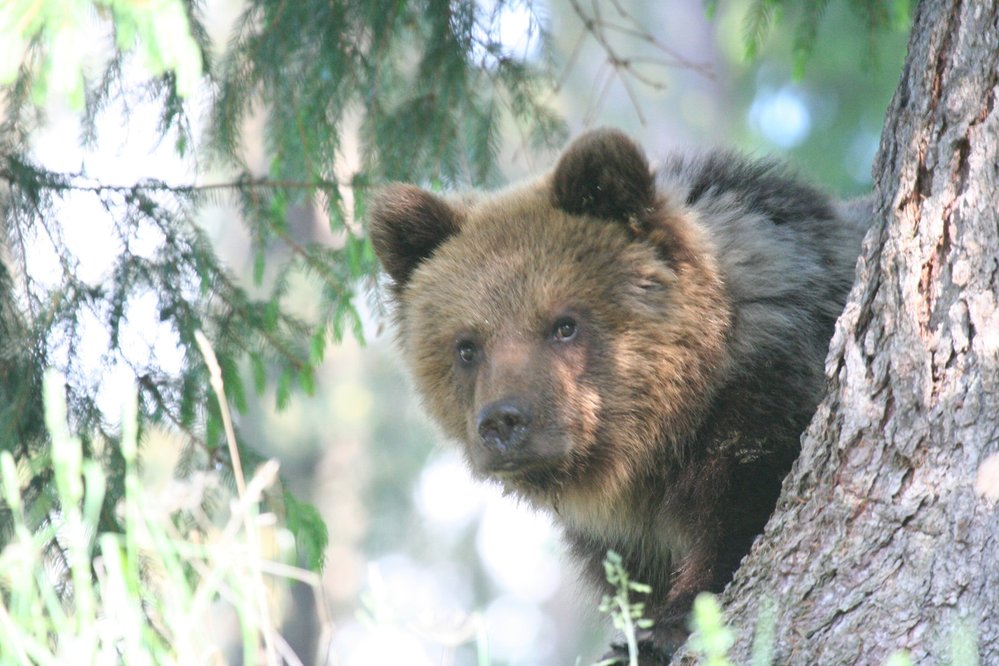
477,399,532,452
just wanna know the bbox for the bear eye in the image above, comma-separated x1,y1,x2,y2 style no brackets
456,340,479,365
552,316,578,342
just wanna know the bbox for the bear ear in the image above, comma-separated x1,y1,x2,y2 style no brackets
551,128,656,223
368,184,462,287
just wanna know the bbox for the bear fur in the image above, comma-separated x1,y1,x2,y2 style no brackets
368,128,871,661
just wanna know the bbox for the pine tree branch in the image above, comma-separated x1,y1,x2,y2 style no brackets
0,165,344,197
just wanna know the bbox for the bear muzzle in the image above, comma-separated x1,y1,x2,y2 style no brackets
472,395,578,480
476,398,533,457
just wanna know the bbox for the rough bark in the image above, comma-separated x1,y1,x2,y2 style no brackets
676,1,999,663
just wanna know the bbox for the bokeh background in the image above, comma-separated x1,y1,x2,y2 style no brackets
23,0,908,663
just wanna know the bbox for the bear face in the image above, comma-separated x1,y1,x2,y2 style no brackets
370,130,732,510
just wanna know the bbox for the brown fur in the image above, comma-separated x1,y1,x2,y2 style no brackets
369,128,869,660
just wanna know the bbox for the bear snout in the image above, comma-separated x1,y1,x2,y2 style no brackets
476,398,533,454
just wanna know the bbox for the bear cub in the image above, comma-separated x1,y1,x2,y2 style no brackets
369,129,870,661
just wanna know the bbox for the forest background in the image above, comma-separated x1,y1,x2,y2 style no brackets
0,0,910,664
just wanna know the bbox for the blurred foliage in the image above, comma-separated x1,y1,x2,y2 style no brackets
715,0,912,75
0,0,203,108
0,370,319,664
719,0,911,194
0,0,562,554
686,593,736,666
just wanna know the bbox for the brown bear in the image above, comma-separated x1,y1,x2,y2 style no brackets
368,128,871,662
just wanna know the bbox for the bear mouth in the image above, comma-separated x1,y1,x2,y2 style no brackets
491,458,528,472
482,455,549,475
469,425,577,489
477,449,572,491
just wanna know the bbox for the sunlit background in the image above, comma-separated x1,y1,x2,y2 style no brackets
22,0,907,663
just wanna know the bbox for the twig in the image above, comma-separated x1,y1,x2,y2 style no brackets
561,0,714,124
194,330,285,665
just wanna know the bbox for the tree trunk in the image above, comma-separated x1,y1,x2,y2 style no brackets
678,1,999,663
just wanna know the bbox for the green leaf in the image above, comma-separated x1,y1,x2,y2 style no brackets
275,367,292,410
268,190,288,232
220,355,247,412
111,0,203,97
346,234,366,276
891,0,913,29
744,0,783,60
688,592,735,665
0,452,22,513
250,351,267,395
263,299,280,330
253,249,266,286
326,186,346,231
309,329,326,365
283,491,329,571
81,461,107,534
298,366,315,396
205,408,222,446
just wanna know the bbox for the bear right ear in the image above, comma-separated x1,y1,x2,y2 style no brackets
368,184,462,287
550,128,656,224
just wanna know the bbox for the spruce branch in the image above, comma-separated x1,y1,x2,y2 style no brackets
0,164,345,198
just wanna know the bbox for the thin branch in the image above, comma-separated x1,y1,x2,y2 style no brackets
617,68,648,126
0,167,345,197
553,28,588,95
562,0,714,123
237,170,357,303
136,373,207,449
601,0,715,78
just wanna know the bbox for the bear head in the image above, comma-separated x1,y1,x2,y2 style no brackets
368,129,732,510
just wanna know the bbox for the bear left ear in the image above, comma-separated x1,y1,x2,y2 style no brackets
551,128,656,223
368,184,463,288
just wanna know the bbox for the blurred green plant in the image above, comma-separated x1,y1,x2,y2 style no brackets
687,592,735,666
0,0,203,109
886,651,914,666
705,0,912,76
595,550,654,666
0,367,326,664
